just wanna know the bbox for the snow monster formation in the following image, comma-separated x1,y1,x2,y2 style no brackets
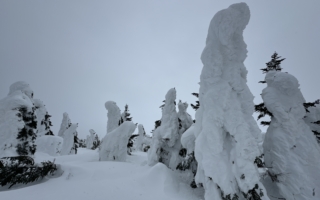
105,101,121,134
194,3,267,200
148,88,181,170
0,81,37,157
262,71,320,200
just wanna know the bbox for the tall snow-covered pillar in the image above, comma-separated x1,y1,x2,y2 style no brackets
105,101,121,134
58,112,71,137
262,71,320,200
148,88,181,169
194,3,268,200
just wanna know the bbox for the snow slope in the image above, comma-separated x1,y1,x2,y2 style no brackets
0,148,204,200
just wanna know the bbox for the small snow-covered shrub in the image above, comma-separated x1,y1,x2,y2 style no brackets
0,156,59,189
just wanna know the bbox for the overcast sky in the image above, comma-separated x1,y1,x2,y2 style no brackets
1,0,320,139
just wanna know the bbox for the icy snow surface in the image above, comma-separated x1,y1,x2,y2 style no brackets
0,149,203,200
194,2,267,199
262,71,320,200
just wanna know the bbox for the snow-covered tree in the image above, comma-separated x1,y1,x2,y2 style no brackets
135,124,150,151
119,104,132,125
255,52,285,126
105,101,121,134
86,129,95,149
60,123,78,155
99,121,136,161
34,99,53,136
262,71,320,200
0,81,38,157
148,88,182,170
304,100,320,143
190,93,200,111
193,3,267,199
57,113,71,137
92,134,100,150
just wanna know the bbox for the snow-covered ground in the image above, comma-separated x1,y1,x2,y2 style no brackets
0,148,204,200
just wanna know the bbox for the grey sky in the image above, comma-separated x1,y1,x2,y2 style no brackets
1,0,319,138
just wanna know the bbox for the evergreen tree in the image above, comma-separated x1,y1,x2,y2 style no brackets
16,107,37,156
43,113,54,136
255,52,285,126
92,134,100,150
190,93,200,111
119,104,132,125
71,132,79,154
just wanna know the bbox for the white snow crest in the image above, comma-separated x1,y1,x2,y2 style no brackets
99,121,136,161
262,71,320,200
194,3,268,199
105,101,121,134
58,112,71,137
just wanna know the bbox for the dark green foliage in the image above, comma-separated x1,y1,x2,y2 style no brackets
217,185,239,200
176,152,198,188
191,93,200,111
92,135,100,150
0,156,57,189
242,184,263,200
312,130,320,143
260,52,285,75
123,104,132,121
127,134,138,155
71,133,79,154
255,52,285,126
43,112,54,136
254,154,265,168
151,120,161,133
16,107,37,156
179,148,187,157
143,145,150,152
79,139,86,148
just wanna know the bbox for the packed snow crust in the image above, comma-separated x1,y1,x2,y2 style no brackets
0,149,203,200
262,71,320,200
194,3,267,199
99,121,136,161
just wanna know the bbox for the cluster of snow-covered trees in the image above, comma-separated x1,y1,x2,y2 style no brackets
1,2,320,199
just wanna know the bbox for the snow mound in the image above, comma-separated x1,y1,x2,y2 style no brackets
99,121,136,161
36,135,63,156
181,125,195,154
